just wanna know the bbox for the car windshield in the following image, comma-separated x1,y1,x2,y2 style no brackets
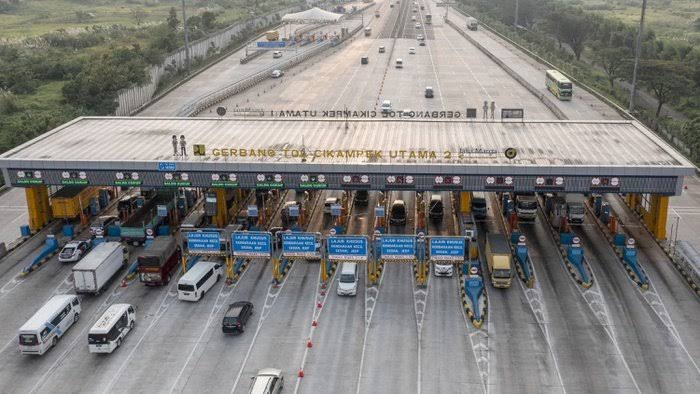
61,247,75,254
494,269,511,278
560,82,572,90
178,284,195,292
518,201,537,209
393,206,406,216
340,273,355,283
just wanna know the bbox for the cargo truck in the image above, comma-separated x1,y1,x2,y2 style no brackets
565,193,586,224
515,193,537,221
485,233,512,288
120,192,174,245
137,236,180,286
72,242,128,294
265,30,279,41
51,186,100,219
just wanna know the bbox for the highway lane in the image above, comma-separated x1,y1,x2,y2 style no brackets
573,215,700,392
519,211,639,392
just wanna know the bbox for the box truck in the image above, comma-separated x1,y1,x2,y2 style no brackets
485,233,512,288
72,242,128,294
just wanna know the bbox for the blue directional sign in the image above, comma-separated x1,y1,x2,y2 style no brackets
186,231,221,254
429,237,465,261
257,41,286,48
327,236,368,261
157,162,176,171
380,235,416,260
374,206,385,218
282,232,319,258
232,231,271,258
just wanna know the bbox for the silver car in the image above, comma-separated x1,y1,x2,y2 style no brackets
249,368,284,394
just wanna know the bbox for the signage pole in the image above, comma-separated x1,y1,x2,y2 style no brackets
320,238,328,283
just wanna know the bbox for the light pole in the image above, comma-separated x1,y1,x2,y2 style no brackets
629,0,647,112
181,0,191,73
514,0,519,28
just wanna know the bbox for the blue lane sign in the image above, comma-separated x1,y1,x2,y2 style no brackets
380,235,415,260
288,205,300,217
374,206,385,218
157,162,176,171
257,41,286,48
327,236,368,261
282,232,319,258
232,231,271,258
429,237,465,261
330,203,342,216
186,231,221,254
247,205,259,217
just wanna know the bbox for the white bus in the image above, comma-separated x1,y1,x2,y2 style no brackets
18,294,81,355
88,303,135,354
177,261,223,301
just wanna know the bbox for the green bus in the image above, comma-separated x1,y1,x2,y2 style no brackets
545,69,572,100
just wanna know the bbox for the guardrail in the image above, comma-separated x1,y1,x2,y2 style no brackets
177,22,364,117
670,241,700,295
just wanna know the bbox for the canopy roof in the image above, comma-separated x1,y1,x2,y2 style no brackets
282,7,344,23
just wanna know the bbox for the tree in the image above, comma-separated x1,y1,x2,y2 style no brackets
560,10,592,60
595,46,631,89
167,7,179,30
62,47,149,115
636,60,692,120
202,11,217,31
130,8,147,26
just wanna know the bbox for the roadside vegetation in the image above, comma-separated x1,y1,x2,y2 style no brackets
459,0,700,164
0,0,299,155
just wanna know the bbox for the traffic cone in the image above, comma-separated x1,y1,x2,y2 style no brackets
320,290,326,296
120,279,127,288
298,370,304,378
317,302,322,309
312,320,317,327
307,340,313,348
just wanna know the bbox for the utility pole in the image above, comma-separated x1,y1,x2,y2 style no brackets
514,0,519,28
629,0,647,112
181,0,191,74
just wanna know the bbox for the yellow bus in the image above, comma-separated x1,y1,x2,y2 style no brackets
545,69,572,101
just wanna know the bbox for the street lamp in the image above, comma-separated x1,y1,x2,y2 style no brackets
629,0,648,112
181,0,191,73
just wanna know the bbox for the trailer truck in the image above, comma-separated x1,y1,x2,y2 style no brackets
137,236,180,286
120,191,174,245
565,193,586,224
51,186,100,219
72,242,128,294
485,233,512,288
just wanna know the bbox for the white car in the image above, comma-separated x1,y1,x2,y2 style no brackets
249,368,284,394
324,197,339,214
271,69,283,78
416,34,424,41
58,240,91,263
272,51,282,58
415,23,421,29
409,47,416,54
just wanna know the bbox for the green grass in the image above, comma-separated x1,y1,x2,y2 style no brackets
0,0,193,39
15,80,66,111
568,0,700,44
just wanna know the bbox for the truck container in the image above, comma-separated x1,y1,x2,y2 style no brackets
137,236,181,286
120,191,174,245
51,186,100,219
515,193,538,221
72,242,128,294
565,193,586,224
485,233,512,288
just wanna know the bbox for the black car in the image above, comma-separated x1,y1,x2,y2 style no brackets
222,301,254,334
361,56,369,65
354,190,369,206
389,200,407,226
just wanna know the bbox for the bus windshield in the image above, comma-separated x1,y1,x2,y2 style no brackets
19,334,38,345
560,82,572,90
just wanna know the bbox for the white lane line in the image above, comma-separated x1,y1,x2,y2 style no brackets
411,265,430,394
457,274,488,394
169,266,249,393
11,212,27,223
417,3,445,110
229,263,296,394
293,264,337,394
101,267,182,394
355,262,386,394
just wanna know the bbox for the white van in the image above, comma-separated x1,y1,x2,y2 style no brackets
177,261,223,301
18,294,81,355
395,58,403,68
337,262,358,296
88,303,135,354
324,197,339,214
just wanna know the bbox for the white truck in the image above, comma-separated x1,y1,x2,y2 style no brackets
565,193,586,224
72,242,128,294
515,194,538,221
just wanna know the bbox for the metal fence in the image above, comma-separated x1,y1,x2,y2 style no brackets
115,5,303,116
